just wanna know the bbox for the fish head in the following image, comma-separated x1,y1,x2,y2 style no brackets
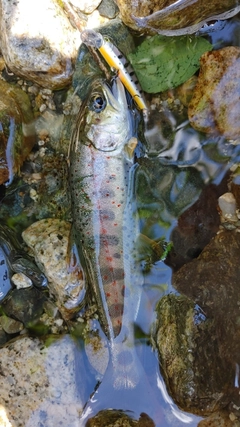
81,78,136,154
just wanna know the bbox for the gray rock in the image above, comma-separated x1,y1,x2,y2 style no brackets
98,0,119,19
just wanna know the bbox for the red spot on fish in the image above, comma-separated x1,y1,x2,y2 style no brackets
114,223,118,226
106,256,113,262
112,201,115,204
103,275,109,280
106,292,111,297
117,204,121,207
116,186,120,189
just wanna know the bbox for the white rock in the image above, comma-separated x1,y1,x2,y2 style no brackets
0,0,81,89
218,192,238,221
22,218,85,319
11,273,32,289
0,335,83,426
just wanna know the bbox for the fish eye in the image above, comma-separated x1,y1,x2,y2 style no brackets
89,94,106,113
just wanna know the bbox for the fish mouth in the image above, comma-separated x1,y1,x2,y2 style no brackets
102,77,129,112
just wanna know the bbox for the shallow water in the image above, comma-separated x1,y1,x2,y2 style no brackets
1,15,240,427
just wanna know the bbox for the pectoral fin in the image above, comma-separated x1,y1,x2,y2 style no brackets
124,137,138,161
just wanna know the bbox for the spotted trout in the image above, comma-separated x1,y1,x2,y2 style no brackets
69,77,161,423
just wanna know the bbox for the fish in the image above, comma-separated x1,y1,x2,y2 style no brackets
80,29,148,112
69,77,162,424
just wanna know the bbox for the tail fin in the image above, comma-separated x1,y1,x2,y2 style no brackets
78,343,163,426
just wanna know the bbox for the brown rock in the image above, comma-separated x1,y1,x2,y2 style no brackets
0,79,36,184
188,47,240,140
154,294,232,416
116,0,240,35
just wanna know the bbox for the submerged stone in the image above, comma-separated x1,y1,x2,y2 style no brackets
22,218,86,320
0,315,24,334
165,181,227,271
154,293,232,416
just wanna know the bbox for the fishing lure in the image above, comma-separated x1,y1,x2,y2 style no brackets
81,29,148,112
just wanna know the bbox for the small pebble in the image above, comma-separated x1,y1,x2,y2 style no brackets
0,316,24,334
218,192,238,221
11,273,32,289
39,104,47,113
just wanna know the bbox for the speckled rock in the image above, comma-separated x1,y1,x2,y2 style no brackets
22,218,86,320
188,47,240,140
0,335,83,426
115,0,240,35
0,0,80,89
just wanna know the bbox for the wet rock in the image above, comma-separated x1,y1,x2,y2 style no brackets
198,410,240,427
154,293,232,416
22,218,86,320
0,0,80,89
0,335,83,426
0,315,24,334
172,228,240,370
165,182,227,271
0,79,36,184
188,47,240,140
2,287,46,326
0,224,47,303
115,0,240,35
86,410,155,427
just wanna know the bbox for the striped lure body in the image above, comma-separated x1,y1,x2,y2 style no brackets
69,77,143,340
